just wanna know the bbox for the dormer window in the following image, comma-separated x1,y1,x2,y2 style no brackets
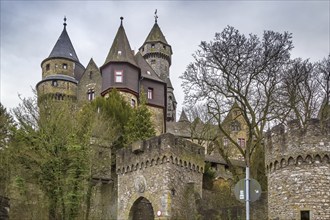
46,64,50,71
115,70,123,83
118,50,122,55
63,63,67,69
147,88,153,99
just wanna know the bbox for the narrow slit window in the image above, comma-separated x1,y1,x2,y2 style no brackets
46,64,50,71
63,63,68,69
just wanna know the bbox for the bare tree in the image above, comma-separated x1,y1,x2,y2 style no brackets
317,55,330,120
277,58,322,127
181,26,293,171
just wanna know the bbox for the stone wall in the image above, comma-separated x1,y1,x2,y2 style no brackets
116,133,204,219
147,105,164,135
265,119,330,220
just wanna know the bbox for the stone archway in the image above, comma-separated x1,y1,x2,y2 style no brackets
129,197,155,220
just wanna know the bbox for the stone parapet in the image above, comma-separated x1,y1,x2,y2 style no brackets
116,133,205,175
265,118,330,220
265,119,330,170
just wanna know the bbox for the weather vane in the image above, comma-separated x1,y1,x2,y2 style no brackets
154,9,158,23
63,16,67,27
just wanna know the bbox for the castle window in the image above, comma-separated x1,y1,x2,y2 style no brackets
131,99,136,108
89,71,93,79
46,64,50,71
151,59,156,65
115,70,123,83
52,80,58,87
62,63,68,69
118,50,122,55
300,210,310,220
163,45,166,50
231,120,241,131
151,44,155,48
237,138,245,148
147,88,153,99
87,89,95,101
55,64,58,68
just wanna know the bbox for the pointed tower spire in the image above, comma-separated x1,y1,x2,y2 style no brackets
178,110,189,122
102,17,137,67
48,17,80,62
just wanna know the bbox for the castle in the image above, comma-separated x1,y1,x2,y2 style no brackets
36,16,177,135
30,16,330,220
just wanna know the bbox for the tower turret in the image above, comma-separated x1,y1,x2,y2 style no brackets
101,17,140,106
139,13,176,122
36,17,85,101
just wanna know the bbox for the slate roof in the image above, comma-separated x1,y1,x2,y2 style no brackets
48,24,80,62
103,19,138,68
143,22,168,45
135,52,163,83
178,110,189,122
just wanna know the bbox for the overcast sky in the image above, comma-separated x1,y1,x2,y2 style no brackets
1,1,329,118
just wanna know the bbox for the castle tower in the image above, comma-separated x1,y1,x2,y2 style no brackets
100,17,139,106
265,119,330,220
36,17,85,101
139,14,177,122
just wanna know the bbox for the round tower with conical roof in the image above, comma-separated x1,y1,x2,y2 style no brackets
36,17,85,101
139,14,176,122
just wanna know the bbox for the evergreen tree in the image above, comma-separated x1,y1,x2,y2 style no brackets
0,102,15,197
123,90,156,145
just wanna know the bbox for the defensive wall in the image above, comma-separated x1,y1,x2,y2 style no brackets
265,119,330,220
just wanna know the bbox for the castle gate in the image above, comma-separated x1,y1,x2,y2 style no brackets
116,133,205,220
129,197,154,220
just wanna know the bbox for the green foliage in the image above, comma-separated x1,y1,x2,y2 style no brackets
0,102,15,196
11,97,115,220
250,143,267,191
92,89,132,132
123,90,156,145
202,162,216,190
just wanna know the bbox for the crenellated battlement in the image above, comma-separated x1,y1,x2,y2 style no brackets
116,133,205,175
265,118,330,173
